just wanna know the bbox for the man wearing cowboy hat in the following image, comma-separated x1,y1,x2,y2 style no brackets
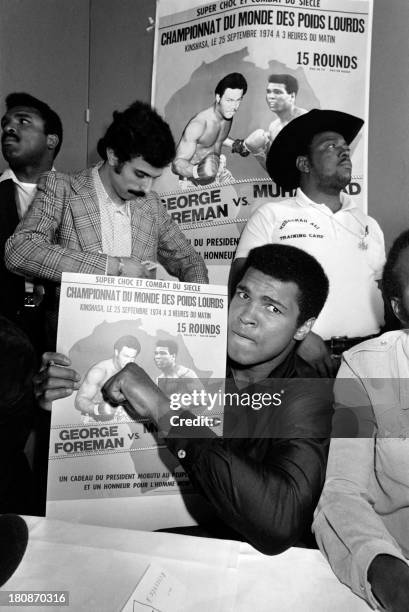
229,109,385,374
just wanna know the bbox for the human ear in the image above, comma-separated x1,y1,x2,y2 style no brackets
391,297,407,325
47,134,59,151
293,317,315,341
296,155,310,174
106,148,118,167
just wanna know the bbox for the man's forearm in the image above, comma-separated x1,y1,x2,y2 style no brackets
6,232,108,282
157,208,209,284
165,435,326,555
172,157,195,178
5,169,109,281
177,255,209,284
75,396,98,416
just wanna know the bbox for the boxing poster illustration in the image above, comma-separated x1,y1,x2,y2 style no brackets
152,0,373,282
46,272,227,530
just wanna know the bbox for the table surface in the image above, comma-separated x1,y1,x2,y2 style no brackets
1,516,370,611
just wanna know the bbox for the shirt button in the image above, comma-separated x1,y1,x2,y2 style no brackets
177,449,186,459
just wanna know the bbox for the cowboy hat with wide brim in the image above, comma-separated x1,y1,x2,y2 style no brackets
266,109,364,191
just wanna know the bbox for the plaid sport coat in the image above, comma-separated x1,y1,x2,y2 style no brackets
5,167,208,283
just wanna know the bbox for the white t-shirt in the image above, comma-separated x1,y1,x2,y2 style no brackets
234,188,385,340
0,167,37,218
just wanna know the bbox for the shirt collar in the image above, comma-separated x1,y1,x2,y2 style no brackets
92,163,131,219
295,187,357,213
0,167,55,186
226,346,299,381
0,168,26,185
92,162,108,200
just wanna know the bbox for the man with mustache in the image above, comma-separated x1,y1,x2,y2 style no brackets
229,110,385,374
5,100,208,347
0,93,62,351
37,244,333,553
172,73,247,189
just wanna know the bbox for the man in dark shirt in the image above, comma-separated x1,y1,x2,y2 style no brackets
102,243,333,553
36,244,332,553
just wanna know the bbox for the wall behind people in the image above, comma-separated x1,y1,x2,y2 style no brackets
369,0,409,248
0,0,408,249
87,0,155,163
0,0,89,172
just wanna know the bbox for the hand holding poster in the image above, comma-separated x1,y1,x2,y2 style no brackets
46,273,227,529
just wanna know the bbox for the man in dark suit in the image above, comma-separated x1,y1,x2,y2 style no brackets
0,92,63,352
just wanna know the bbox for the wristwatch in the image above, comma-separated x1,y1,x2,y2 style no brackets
117,257,124,276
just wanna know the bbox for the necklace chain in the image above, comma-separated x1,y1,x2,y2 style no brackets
313,204,369,249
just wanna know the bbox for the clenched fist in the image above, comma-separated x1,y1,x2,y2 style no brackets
102,363,169,423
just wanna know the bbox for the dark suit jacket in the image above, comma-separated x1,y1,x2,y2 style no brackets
0,178,25,321
0,178,53,354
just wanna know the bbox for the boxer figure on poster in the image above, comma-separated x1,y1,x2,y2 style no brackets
172,72,247,190
154,339,198,383
231,74,306,169
154,339,204,399
74,335,141,423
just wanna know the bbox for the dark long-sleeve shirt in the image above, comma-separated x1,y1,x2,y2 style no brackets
162,350,333,554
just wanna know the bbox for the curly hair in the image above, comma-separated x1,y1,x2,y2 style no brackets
97,101,175,168
240,243,329,324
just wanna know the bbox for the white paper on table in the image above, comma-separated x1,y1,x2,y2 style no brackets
121,562,186,612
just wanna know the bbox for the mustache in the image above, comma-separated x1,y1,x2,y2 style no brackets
128,189,145,198
1,134,19,144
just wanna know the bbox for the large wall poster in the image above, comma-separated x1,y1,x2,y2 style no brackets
153,0,373,283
